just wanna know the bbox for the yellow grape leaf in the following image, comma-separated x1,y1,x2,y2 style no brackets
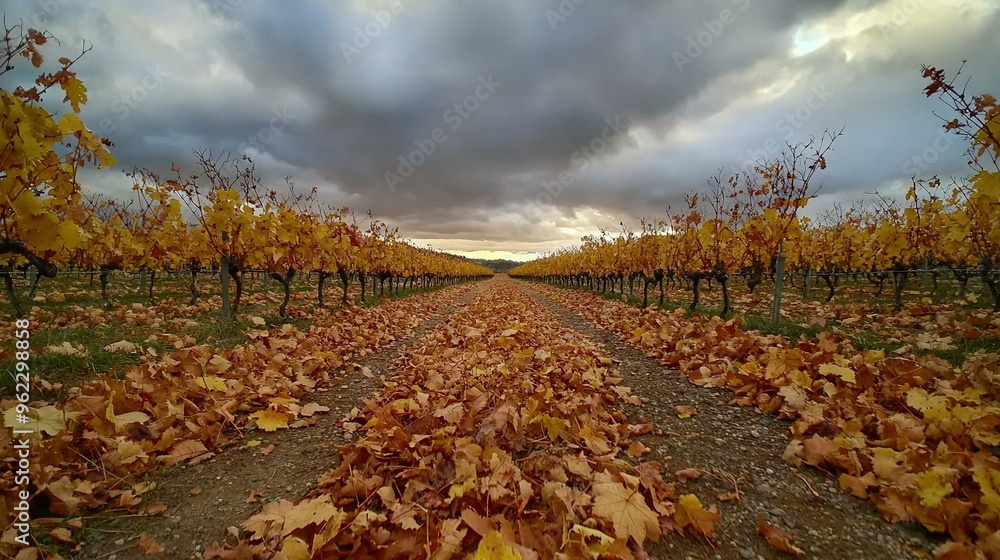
195,375,228,392
252,411,289,432
474,531,521,560
570,524,615,556
60,75,88,113
913,469,953,508
277,536,311,560
905,389,950,422
449,478,476,499
674,494,720,539
531,414,567,441
818,363,856,384
9,191,60,249
57,112,86,135
592,471,660,543
246,440,262,448
391,398,420,413
974,468,1000,512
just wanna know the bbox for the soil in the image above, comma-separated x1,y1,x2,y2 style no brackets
515,282,938,560
75,284,487,560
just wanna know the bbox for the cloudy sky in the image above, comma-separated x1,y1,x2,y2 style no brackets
5,0,998,261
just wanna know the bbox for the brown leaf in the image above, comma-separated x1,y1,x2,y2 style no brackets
758,514,804,555
626,441,650,458
49,527,74,543
800,436,837,467
139,534,166,555
675,468,702,483
299,402,330,417
675,405,697,418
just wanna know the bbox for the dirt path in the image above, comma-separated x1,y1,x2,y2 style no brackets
515,282,937,560
76,283,487,560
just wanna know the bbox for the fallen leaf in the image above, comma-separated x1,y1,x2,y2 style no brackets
139,534,166,554
675,405,697,419
474,531,520,560
104,340,140,353
49,527,73,543
674,494,719,540
758,514,803,555
675,468,702,483
299,402,330,417
252,411,289,432
592,471,661,543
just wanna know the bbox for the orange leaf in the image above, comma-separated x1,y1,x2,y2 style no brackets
675,468,702,483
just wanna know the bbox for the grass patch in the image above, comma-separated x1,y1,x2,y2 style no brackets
0,326,175,395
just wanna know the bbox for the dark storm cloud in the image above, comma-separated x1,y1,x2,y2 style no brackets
3,0,998,250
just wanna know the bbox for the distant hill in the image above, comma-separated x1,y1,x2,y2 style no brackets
471,258,524,272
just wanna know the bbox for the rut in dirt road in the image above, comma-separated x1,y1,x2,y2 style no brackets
76,283,486,560
517,281,937,560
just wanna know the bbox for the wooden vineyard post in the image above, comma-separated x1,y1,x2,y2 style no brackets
772,245,785,324
221,232,232,320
